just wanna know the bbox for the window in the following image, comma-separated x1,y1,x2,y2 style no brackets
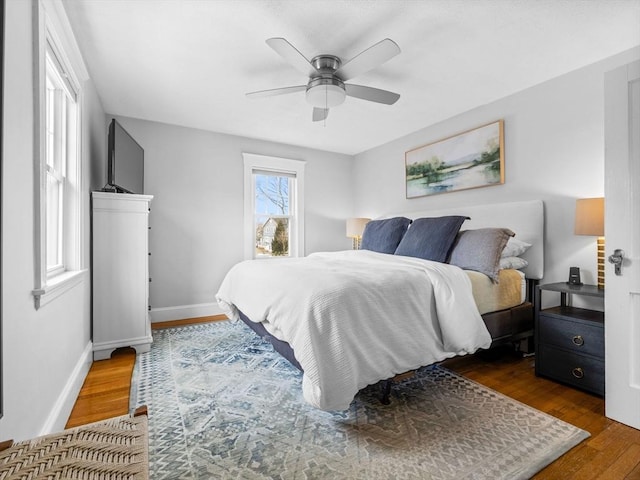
32,1,89,309
45,45,77,275
243,154,305,260
254,172,293,257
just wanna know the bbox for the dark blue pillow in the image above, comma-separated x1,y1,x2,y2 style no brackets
360,217,412,254
394,216,469,262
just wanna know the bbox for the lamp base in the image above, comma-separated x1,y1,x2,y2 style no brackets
597,236,605,289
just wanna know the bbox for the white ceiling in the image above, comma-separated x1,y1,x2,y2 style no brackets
63,0,640,156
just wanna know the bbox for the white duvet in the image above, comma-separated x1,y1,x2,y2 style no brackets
216,250,491,411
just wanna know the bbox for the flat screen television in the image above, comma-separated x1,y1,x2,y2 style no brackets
107,119,144,194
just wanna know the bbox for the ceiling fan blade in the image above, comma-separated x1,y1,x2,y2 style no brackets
312,107,329,122
266,37,317,76
335,38,400,81
345,84,400,105
246,85,307,99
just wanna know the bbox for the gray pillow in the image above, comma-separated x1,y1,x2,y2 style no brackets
501,237,532,258
449,228,516,281
394,216,469,263
360,217,412,254
499,256,529,270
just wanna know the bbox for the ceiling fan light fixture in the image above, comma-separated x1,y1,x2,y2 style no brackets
306,77,346,108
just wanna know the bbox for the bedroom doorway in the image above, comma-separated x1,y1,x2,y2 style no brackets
604,60,640,431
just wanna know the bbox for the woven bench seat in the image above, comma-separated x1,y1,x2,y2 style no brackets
0,408,148,480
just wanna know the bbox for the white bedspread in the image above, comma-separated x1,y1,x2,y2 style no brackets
216,250,491,411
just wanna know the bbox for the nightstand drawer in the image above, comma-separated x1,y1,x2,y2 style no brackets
537,344,604,395
538,313,604,358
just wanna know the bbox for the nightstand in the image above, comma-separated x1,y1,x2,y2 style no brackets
534,282,604,396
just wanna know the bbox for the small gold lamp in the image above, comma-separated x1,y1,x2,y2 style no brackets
346,218,371,250
574,197,605,288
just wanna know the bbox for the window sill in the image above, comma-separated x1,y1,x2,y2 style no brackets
33,269,88,310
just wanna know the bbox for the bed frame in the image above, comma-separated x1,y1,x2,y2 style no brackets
239,199,544,403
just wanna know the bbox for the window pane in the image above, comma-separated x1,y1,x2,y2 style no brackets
253,172,292,258
271,218,290,257
46,76,56,169
255,216,289,258
255,174,289,215
46,173,61,269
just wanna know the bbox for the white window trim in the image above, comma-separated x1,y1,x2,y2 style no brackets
32,0,89,309
243,153,305,260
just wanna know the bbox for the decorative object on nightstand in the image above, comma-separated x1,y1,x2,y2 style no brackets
574,197,605,288
346,217,370,250
566,266,582,286
535,282,604,396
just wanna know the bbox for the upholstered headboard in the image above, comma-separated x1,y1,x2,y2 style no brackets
388,199,544,280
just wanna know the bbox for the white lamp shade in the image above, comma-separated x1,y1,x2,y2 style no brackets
306,84,346,108
575,197,604,236
346,217,371,238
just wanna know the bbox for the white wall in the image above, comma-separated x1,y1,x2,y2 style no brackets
100,117,353,321
0,0,105,441
353,47,640,310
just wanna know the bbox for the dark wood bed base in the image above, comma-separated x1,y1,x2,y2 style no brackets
236,278,538,404
239,310,303,371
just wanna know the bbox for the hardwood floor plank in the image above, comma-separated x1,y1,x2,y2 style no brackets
534,443,598,480
151,315,226,329
596,443,640,479
65,348,136,429
625,459,640,479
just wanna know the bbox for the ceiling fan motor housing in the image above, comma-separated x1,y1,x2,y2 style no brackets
311,54,341,73
306,55,346,108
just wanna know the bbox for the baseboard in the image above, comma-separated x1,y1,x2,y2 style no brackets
40,340,93,436
150,302,225,323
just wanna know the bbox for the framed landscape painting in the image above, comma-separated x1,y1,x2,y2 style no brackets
405,120,504,199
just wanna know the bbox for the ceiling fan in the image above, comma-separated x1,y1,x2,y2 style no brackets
246,37,401,122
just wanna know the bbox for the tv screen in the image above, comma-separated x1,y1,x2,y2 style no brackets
108,119,144,194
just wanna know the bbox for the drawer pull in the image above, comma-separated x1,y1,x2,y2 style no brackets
572,335,584,346
572,367,584,379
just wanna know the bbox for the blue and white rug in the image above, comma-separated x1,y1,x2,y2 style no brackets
130,321,589,479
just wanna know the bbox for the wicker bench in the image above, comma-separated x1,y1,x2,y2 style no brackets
0,406,149,479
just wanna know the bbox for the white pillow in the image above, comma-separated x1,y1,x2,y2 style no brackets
499,256,529,270
501,237,532,258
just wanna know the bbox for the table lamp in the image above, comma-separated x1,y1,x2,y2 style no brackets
346,218,370,250
574,197,605,289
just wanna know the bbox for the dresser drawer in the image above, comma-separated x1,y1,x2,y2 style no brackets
537,344,604,395
538,313,604,359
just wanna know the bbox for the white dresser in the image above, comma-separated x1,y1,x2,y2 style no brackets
92,192,154,360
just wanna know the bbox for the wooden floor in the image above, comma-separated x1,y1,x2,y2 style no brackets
67,319,640,479
66,316,218,429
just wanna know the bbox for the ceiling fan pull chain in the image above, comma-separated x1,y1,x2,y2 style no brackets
324,86,328,127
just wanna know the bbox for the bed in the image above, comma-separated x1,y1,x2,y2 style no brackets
216,200,544,411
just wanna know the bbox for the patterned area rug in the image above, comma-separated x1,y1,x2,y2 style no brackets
130,321,589,480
